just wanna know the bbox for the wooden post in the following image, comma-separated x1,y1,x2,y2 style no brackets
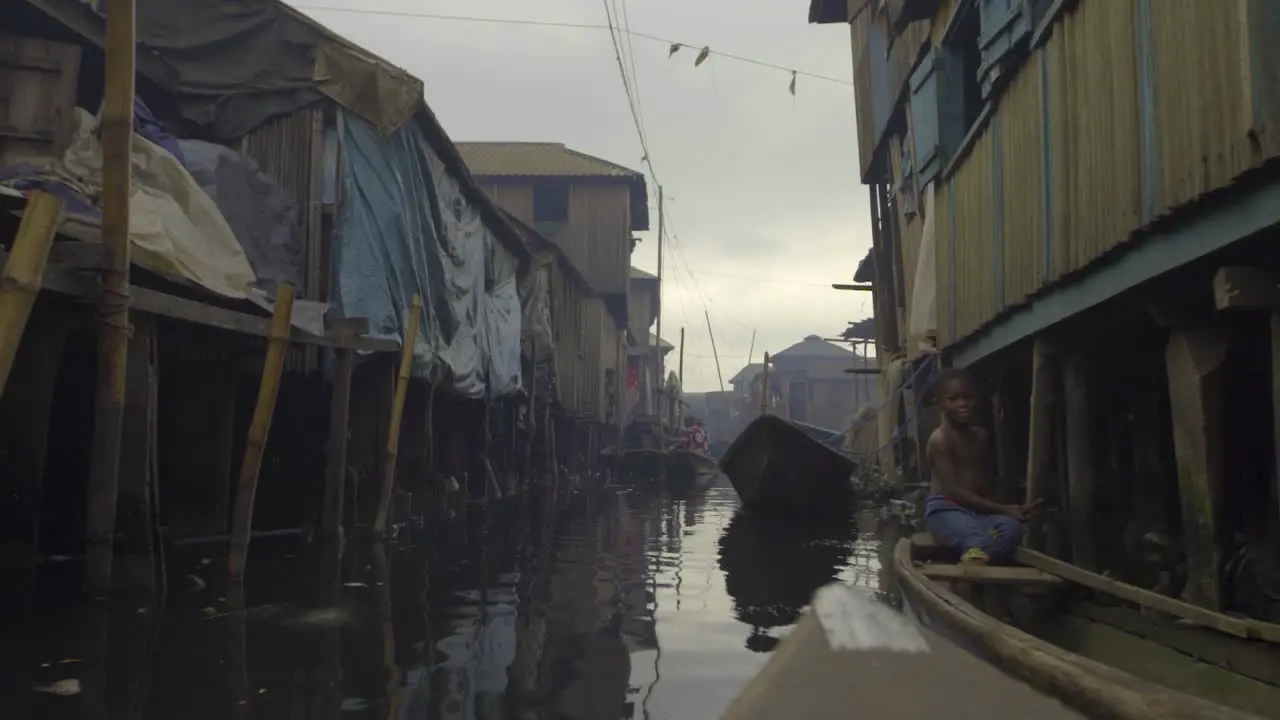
321,346,355,540
1272,313,1280,533
1165,323,1228,610
0,192,62,397
85,0,137,596
116,318,157,590
373,542,402,717
1062,353,1097,571
1024,337,1056,550
228,283,295,579
759,352,771,415
374,294,423,536
1212,267,1280,534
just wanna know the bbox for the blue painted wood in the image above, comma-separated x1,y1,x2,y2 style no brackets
978,0,1032,96
1040,49,1053,279
870,19,894,141
991,113,1004,314
911,48,943,184
1136,0,1160,224
899,141,919,218
950,176,1280,368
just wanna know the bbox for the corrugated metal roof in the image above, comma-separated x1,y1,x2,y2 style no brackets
775,335,854,359
630,266,658,281
456,142,643,179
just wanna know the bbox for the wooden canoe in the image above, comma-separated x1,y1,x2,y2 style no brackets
722,583,1086,719
663,448,719,496
718,414,857,517
894,534,1280,719
615,447,664,479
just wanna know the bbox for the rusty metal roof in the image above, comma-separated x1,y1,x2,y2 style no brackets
456,142,643,179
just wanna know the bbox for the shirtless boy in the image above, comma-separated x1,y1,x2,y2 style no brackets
924,368,1041,565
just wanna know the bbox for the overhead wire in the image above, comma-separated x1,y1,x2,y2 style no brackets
290,4,855,87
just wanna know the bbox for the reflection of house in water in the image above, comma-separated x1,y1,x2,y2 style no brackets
404,577,519,720
536,492,657,719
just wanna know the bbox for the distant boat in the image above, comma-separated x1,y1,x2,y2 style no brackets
663,448,719,496
718,415,857,518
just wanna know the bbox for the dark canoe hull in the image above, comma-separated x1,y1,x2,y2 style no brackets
617,448,664,479
663,449,719,496
893,538,1276,720
718,415,857,517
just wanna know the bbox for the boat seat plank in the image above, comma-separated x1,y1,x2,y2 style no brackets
920,563,1066,586
1015,547,1280,643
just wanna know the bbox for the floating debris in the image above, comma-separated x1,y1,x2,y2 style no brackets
33,679,81,696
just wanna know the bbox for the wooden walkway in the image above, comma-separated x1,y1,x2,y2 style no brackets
723,585,1084,719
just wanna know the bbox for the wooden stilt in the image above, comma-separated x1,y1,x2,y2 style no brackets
227,283,296,579
322,346,354,540
116,318,157,590
373,542,402,717
1062,352,1097,571
1272,313,1280,534
1165,323,1228,610
374,294,423,537
85,0,137,596
0,313,70,567
0,191,62,396
1024,337,1056,550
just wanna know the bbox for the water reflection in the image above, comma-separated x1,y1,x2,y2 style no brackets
0,479,889,719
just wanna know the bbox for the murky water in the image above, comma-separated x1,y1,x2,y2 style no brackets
0,478,889,719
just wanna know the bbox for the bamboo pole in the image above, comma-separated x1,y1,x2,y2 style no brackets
374,294,423,536
0,191,62,397
85,0,136,596
227,283,296,579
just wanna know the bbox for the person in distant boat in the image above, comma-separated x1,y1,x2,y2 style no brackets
924,368,1041,566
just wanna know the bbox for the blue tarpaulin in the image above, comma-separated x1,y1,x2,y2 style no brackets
330,111,521,399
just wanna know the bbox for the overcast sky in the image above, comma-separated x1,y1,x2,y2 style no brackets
290,0,872,392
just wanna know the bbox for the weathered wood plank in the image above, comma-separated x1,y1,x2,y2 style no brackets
1015,546,1280,643
1025,336,1056,549
1,245,397,352
1062,353,1097,570
919,563,1067,586
1213,266,1280,310
1165,324,1228,611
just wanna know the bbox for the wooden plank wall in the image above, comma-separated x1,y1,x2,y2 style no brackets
999,55,1045,308
1150,0,1258,215
1048,0,1141,277
237,106,327,301
564,184,631,298
950,130,995,340
476,181,630,299
925,0,1280,349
